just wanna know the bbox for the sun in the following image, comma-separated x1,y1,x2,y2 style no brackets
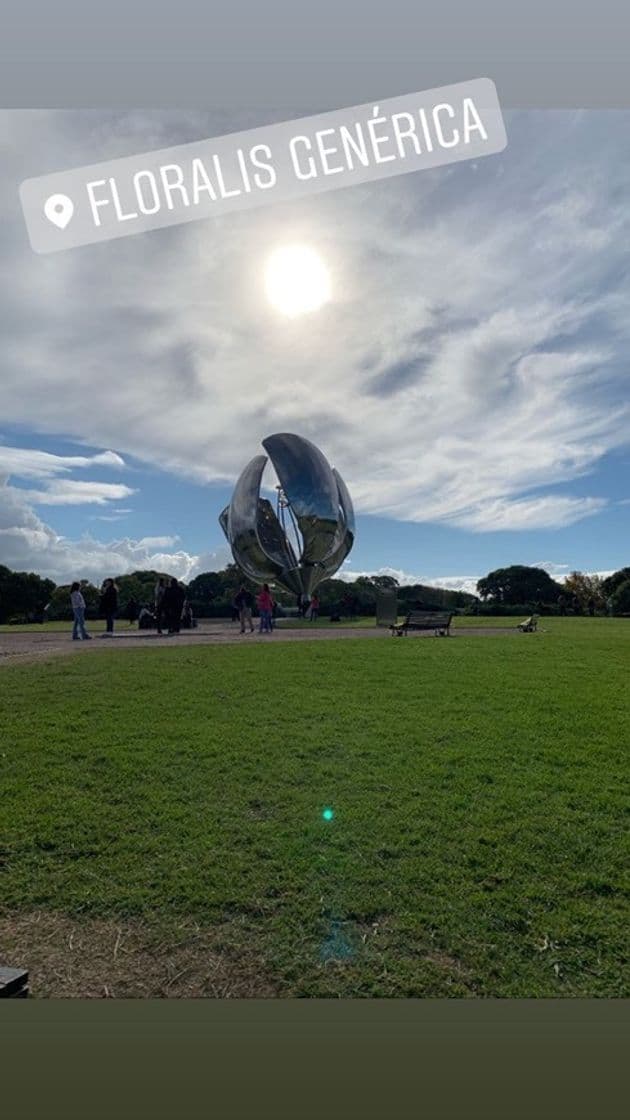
264,244,331,317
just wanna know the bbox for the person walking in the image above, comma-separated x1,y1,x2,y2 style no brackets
256,583,274,633
99,579,118,637
309,592,320,622
70,582,91,641
127,596,139,627
154,577,167,635
235,585,255,633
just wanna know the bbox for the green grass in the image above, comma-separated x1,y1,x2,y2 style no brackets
0,619,137,633
1,617,628,996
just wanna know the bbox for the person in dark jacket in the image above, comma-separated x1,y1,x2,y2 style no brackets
154,577,167,635
234,585,255,633
163,578,186,634
126,597,139,627
99,579,119,636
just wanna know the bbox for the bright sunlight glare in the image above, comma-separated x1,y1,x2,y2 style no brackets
264,244,331,317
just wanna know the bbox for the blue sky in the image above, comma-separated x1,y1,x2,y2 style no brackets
1,109,629,592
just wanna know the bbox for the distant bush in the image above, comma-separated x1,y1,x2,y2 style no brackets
464,603,548,617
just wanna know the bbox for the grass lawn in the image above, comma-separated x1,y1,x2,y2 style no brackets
0,619,142,634
1,618,628,997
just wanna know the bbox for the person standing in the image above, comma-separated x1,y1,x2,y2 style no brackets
181,598,194,629
256,583,274,633
235,585,255,633
165,578,186,634
309,592,320,622
154,577,167,635
127,596,139,627
99,579,118,637
70,582,91,641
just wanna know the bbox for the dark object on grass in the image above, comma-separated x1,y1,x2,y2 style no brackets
181,600,196,629
138,608,157,630
0,966,29,998
329,613,342,622
390,611,453,637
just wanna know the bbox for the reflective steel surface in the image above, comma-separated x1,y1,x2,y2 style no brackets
219,433,355,596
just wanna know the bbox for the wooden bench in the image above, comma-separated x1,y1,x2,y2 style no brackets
517,614,538,632
390,611,453,637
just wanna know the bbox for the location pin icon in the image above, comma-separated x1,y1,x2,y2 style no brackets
44,193,74,230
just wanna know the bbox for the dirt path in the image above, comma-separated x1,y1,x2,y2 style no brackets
0,622,520,667
0,622,386,666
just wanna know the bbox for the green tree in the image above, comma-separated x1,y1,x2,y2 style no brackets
563,571,605,610
187,564,244,617
370,575,399,589
601,568,630,598
611,579,630,615
477,565,563,605
0,565,56,623
114,571,171,614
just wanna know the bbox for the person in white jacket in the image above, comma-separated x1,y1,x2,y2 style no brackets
70,582,92,641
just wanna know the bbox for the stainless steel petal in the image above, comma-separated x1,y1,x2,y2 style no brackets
256,497,300,574
314,478,353,583
262,433,341,565
333,468,356,541
227,454,282,583
218,505,230,539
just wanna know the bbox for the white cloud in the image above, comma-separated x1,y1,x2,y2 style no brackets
21,480,136,506
452,495,607,532
1,109,629,578
339,566,481,596
0,478,228,584
0,447,124,480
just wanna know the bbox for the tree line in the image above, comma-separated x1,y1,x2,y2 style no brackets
476,565,630,615
1,562,629,625
0,563,473,624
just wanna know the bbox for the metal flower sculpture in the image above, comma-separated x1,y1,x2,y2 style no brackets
219,433,355,597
